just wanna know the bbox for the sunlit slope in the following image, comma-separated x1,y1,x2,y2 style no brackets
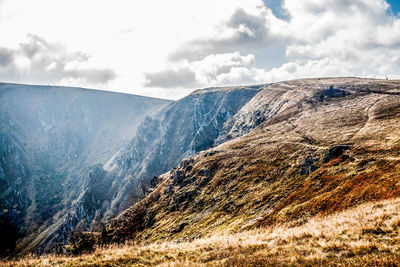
4,197,400,266
107,78,400,244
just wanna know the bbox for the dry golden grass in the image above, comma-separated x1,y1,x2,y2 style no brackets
99,83,400,257
4,197,400,266
6,79,400,265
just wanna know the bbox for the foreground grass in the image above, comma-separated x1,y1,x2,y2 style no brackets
4,198,400,266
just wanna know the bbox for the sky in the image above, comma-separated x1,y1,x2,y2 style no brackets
0,0,400,99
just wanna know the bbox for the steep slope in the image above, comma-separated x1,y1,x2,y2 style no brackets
103,78,400,246
17,84,261,254
0,120,32,256
0,83,171,255
103,86,261,218
5,197,400,266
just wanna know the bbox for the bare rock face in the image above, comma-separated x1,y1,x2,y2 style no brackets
0,83,171,255
323,145,352,163
102,78,400,247
0,83,260,255
104,86,261,219
300,156,316,175
4,77,400,256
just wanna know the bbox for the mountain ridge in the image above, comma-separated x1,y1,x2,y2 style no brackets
0,82,172,101
99,78,400,247
0,82,262,255
2,77,400,260
0,83,171,255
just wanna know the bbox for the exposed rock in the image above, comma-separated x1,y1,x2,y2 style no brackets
150,176,159,188
165,185,173,195
315,85,349,101
172,190,196,206
180,158,194,168
198,168,210,176
199,176,211,187
300,156,316,175
173,170,187,187
323,145,352,163
143,210,156,228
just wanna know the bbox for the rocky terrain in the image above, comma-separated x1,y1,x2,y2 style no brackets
102,78,400,247
0,82,260,255
2,77,400,265
0,83,171,255
103,86,261,218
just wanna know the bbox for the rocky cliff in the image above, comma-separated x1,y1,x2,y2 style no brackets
0,83,171,255
4,78,399,256
102,78,400,246
104,86,261,218
29,85,261,253
0,82,261,255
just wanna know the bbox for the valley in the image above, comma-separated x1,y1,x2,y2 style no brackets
1,77,400,265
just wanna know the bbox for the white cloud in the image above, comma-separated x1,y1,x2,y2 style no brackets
144,52,269,89
0,34,116,85
162,0,400,91
191,52,261,86
0,0,399,99
168,7,287,62
144,67,198,88
278,0,400,79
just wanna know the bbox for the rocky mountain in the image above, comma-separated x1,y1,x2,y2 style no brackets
103,86,261,218
30,85,261,254
101,78,400,247
3,78,400,259
3,77,400,265
0,83,171,255
0,82,261,255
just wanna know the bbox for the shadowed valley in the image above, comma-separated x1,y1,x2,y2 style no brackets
2,78,400,266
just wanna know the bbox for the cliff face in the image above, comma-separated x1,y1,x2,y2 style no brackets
103,78,400,246
0,125,32,256
103,86,262,218
0,82,261,255
0,83,171,255
5,78,399,256
27,85,260,254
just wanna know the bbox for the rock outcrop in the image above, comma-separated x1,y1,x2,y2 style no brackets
103,86,261,219
0,83,260,254
0,83,171,255
3,78,400,256
101,78,400,247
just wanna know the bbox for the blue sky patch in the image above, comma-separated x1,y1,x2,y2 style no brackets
387,0,400,16
263,0,290,20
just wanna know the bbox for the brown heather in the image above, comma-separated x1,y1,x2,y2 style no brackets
105,78,400,245
4,198,400,266
3,78,400,266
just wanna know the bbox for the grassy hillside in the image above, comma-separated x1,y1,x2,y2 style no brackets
105,78,400,245
4,197,400,266
3,78,400,265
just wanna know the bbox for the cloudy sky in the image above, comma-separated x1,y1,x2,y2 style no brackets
0,0,399,99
